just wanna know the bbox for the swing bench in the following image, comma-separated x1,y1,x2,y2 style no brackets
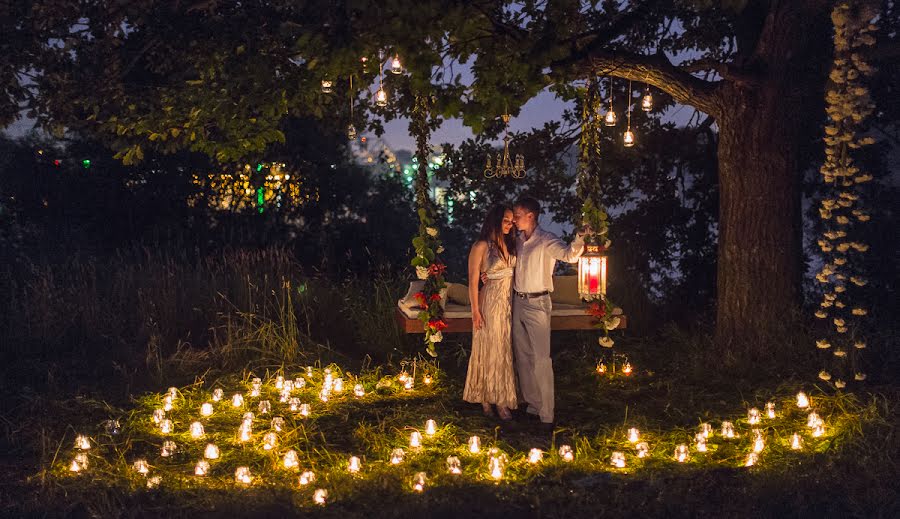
395,276,626,334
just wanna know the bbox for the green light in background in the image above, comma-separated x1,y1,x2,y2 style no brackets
257,187,265,213
256,163,264,172
82,159,91,168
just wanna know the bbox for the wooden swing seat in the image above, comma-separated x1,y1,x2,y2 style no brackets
395,304,626,334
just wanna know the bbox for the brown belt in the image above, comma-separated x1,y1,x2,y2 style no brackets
514,290,550,299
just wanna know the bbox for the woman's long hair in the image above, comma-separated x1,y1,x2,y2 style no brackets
477,204,516,260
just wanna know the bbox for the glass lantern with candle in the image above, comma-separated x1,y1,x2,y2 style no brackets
234,466,252,485
558,445,574,462
425,419,437,436
627,428,640,443
578,244,607,300
194,460,210,476
200,402,214,417
299,470,315,485
313,488,327,505
610,451,626,468
161,440,177,457
348,456,361,473
353,384,365,397
410,431,423,448
204,443,220,459
765,402,776,419
468,436,481,454
258,400,271,414
636,441,650,458
133,459,150,474
721,421,736,439
283,450,299,469
446,455,462,474
695,432,708,452
748,408,761,424
271,416,285,431
75,434,91,450
390,448,405,465
72,453,89,472
262,432,278,450
212,388,224,401
674,444,689,463
528,448,544,464
190,421,205,439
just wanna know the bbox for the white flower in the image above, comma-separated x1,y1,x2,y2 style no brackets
430,331,443,343
854,372,866,381
834,379,846,389
436,246,445,254
606,317,621,331
415,266,429,280
598,336,615,348
426,227,438,237
818,370,832,381
816,339,831,349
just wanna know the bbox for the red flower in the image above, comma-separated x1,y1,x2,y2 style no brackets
414,292,427,308
427,263,447,277
429,293,442,302
587,302,606,319
428,319,448,331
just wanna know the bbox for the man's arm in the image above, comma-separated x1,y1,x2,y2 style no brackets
546,232,585,263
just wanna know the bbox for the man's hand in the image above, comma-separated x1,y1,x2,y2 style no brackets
575,223,593,240
480,271,488,284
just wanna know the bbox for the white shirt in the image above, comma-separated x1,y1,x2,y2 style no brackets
514,226,584,294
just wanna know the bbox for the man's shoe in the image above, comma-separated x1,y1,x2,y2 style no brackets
537,421,555,435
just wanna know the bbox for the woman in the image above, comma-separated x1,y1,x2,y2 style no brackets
463,204,517,420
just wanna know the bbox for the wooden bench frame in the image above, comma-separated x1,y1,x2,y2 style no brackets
395,307,627,334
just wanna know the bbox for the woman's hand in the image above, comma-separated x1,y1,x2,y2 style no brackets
473,310,485,330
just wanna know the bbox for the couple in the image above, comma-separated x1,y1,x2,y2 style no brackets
462,196,585,429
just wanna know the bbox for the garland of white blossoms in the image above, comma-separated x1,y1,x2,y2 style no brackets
814,1,879,387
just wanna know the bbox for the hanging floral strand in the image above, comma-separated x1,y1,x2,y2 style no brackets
815,0,879,386
409,95,446,357
578,75,620,346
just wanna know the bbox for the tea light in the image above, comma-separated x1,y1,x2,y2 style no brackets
160,419,173,434
152,408,165,424
695,433,708,452
249,387,260,398
194,460,209,476
306,366,314,378
323,373,333,392
425,419,437,436
398,371,409,382
283,380,294,393
275,375,284,389
410,431,422,448
528,448,543,464
674,444,689,463
294,377,306,389
104,419,121,435
745,452,758,467
75,434,91,450
234,466,252,485
238,422,252,442
279,390,289,403
752,430,765,452
489,456,504,479
790,433,803,450
423,375,433,385
636,442,650,458
204,443,220,459
333,378,344,393
807,412,822,428
748,408,761,424
147,475,162,489
622,362,633,375
468,436,481,454
242,411,255,423
251,377,262,391
353,384,365,397
699,422,713,438
200,402,213,417
231,394,244,407
797,392,810,408
627,428,640,443
299,403,310,417
190,421,205,439
263,432,277,450
133,459,150,474
313,488,327,505
812,423,825,437
70,452,89,472
348,456,361,473
289,398,300,412
413,472,427,491
212,388,224,401
319,388,329,402
596,362,607,374
283,449,299,469
161,440,177,457
558,445,574,462
167,386,177,400
271,416,285,431
404,378,414,390
258,400,271,414
721,421,736,439
610,451,626,468
163,394,174,412
299,470,315,485
390,448,405,465
765,402,776,419
447,455,462,474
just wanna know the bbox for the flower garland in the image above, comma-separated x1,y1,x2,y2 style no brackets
579,75,621,347
814,1,879,386
409,95,446,357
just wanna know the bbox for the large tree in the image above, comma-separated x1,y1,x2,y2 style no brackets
5,0,891,360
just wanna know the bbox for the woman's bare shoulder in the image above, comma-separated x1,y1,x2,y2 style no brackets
470,240,489,251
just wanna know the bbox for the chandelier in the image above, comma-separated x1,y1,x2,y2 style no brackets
484,114,525,179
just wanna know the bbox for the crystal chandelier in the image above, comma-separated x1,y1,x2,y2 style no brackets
483,114,525,179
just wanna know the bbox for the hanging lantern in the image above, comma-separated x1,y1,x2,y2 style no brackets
577,244,607,298
391,55,403,75
320,80,333,94
623,129,635,147
641,90,653,111
604,109,618,126
375,86,388,107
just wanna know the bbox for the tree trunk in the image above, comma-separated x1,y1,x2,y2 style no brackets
713,1,830,362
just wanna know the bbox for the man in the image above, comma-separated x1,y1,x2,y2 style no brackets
511,196,585,432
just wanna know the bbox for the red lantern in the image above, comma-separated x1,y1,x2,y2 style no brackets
578,244,607,299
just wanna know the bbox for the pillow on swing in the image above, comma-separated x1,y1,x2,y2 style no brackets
400,281,448,310
551,275,582,305
446,283,470,306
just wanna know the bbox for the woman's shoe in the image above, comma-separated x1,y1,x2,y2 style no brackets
482,404,496,418
497,406,513,421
